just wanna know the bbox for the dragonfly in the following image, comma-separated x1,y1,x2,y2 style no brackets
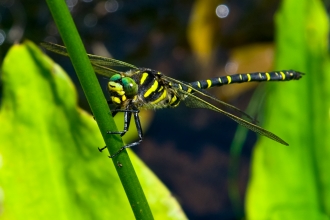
41,42,303,158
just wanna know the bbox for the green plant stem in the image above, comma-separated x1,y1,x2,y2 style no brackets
44,0,154,219
228,84,267,217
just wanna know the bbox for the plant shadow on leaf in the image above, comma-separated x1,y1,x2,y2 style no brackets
0,41,186,220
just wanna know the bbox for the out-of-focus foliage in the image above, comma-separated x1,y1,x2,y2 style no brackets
219,43,275,101
188,0,219,68
188,0,279,100
246,0,330,219
0,41,186,220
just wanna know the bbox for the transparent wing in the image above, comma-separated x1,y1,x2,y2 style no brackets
176,88,288,145
91,63,123,77
163,75,256,122
40,42,138,77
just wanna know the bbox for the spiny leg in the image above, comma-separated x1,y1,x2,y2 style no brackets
98,108,139,153
99,109,131,152
98,146,107,152
108,109,143,158
107,109,135,136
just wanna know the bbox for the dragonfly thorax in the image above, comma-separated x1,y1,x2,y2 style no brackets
122,68,182,110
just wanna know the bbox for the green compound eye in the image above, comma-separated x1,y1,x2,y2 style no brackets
109,74,122,81
122,77,138,96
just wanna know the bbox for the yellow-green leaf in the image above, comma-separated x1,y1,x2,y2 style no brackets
0,41,186,220
246,0,330,219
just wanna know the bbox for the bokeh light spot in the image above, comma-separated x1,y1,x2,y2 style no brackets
0,30,6,45
215,4,229,18
105,0,119,13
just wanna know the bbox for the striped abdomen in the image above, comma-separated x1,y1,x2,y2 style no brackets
189,70,303,90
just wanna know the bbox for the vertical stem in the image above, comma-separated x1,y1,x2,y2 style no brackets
44,0,154,219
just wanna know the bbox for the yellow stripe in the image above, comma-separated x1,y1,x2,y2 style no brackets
226,76,232,84
280,71,286,80
265,72,270,81
239,74,242,81
247,74,251,81
117,90,125,96
158,86,164,92
171,101,180,107
187,87,192,93
140,72,149,85
179,84,182,90
144,80,158,98
169,95,177,104
206,79,212,88
151,89,167,104
218,78,222,83
197,81,201,88
259,73,262,79
112,97,121,104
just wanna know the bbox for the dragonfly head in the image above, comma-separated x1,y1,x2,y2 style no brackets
108,74,138,105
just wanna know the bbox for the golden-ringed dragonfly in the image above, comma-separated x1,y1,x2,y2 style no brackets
41,42,303,158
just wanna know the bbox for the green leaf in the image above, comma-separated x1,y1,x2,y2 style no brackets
246,0,330,219
0,41,186,220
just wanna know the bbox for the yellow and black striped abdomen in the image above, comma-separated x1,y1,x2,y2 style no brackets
189,70,303,90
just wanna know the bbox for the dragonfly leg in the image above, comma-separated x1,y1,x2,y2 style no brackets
98,146,107,152
108,108,143,158
107,109,134,136
111,109,139,114
99,108,139,153
133,109,143,141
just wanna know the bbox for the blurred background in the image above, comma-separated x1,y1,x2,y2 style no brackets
1,0,329,219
